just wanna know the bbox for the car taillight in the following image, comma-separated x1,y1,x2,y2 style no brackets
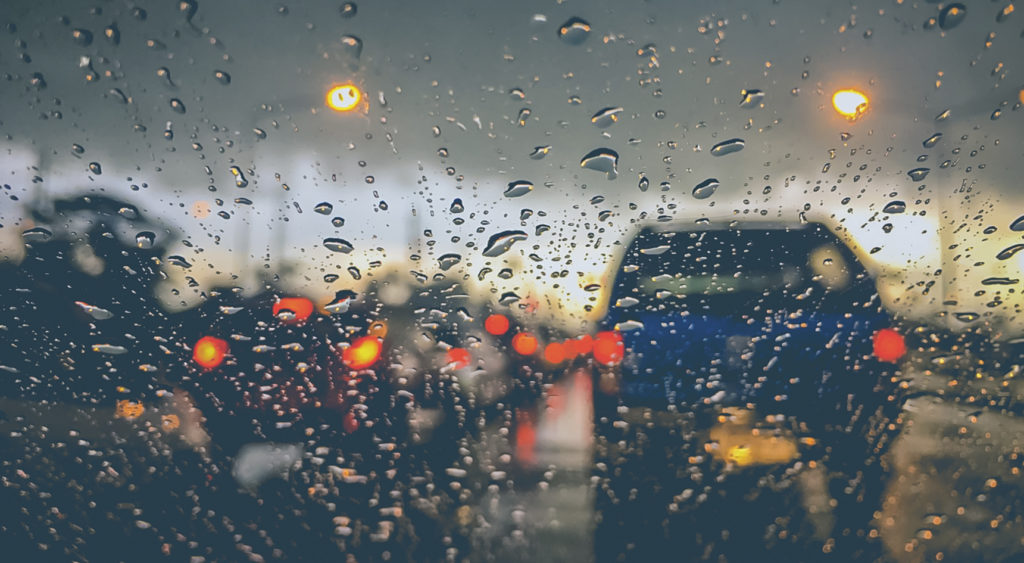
593,331,624,365
512,332,539,355
272,297,313,323
485,314,510,335
447,347,471,369
343,336,382,369
193,336,228,369
872,328,906,363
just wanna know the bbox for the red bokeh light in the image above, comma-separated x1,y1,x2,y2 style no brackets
593,331,624,365
447,347,471,369
544,342,566,364
343,336,382,370
872,328,906,363
272,297,314,323
512,332,539,356
485,314,510,335
193,336,228,369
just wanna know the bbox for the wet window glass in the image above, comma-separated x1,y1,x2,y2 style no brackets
1,0,1022,561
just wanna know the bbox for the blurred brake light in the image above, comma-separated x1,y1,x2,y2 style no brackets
544,342,566,364
512,332,538,355
485,314,510,335
272,297,313,322
872,328,906,363
593,331,624,365
193,336,228,369
343,336,382,369
447,347,471,369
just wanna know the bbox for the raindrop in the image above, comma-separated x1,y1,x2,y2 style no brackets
324,273,340,283
482,230,528,257
1009,215,1024,231
314,202,334,215
340,2,357,18
167,255,192,268
591,106,623,128
91,344,127,355
104,24,120,45
580,148,619,179
517,108,532,127
996,3,1014,23
499,291,520,305
169,98,186,113
938,3,967,29
213,70,231,85
923,133,943,148
981,277,1019,285
450,198,464,213
907,168,930,181
136,231,156,249
88,162,102,175
75,301,113,320
347,266,361,279
438,253,461,270
997,243,1024,260
710,138,745,156
118,206,139,219
71,29,93,47
692,178,720,200
326,289,357,313
21,227,53,242
324,237,354,253
557,17,591,45
739,89,765,108
529,146,551,160
504,180,534,198
954,312,979,323
638,175,650,192
883,200,907,214
935,109,951,121
340,35,363,60
991,108,1002,120
331,217,345,227
230,166,249,188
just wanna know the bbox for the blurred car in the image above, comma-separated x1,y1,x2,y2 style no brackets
592,222,909,561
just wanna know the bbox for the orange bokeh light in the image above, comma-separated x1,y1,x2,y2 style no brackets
193,336,228,369
485,314,510,335
272,297,314,323
343,336,382,370
544,342,566,364
512,332,539,356
326,84,362,112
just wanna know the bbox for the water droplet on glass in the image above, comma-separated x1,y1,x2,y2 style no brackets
340,35,363,61
739,89,765,108
92,344,127,355
75,301,114,320
580,148,619,179
169,98,186,113
516,107,532,127
883,200,907,214
482,230,528,257
314,202,334,215
504,180,534,198
213,70,231,85
104,24,120,45
935,108,951,121
638,175,650,192
21,227,53,242
450,198,464,213
996,243,1024,260
118,205,139,219
326,289,357,313
438,253,461,270
340,2,357,18
591,106,623,128
167,255,192,268
692,178,720,200
324,237,354,253
1009,215,1024,232
938,3,967,29
954,312,979,323
331,216,345,227
72,29,93,47
923,133,943,148
529,145,551,160
710,138,745,156
907,168,930,181
557,17,591,45
88,162,102,175
324,273,339,283
230,166,249,187
982,276,1019,285
136,231,156,249
991,108,1002,120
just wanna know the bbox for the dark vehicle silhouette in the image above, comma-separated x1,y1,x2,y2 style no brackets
592,223,908,561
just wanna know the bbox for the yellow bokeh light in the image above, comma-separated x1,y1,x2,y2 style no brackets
326,84,362,112
832,89,870,120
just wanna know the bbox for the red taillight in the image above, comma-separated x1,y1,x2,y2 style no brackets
485,314,510,336
193,336,228,369
343,336,382,369
272,297,314,323
872,328,906,363
447,347,471,369
544,342,566,364
593,331,624,365
512,332,539,355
